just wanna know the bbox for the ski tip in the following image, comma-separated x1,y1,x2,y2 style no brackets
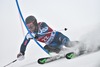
37,58,48,64
65,52,76,59
38,59,45,64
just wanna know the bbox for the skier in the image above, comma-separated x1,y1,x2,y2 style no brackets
17,15,81,60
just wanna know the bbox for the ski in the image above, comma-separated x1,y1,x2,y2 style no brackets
38,52,76,64
38,55,65,64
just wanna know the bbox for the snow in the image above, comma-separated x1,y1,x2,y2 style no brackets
0,0,100,67
3,51,100,67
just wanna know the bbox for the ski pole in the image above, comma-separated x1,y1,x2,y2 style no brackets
58,28,67,31
3,59,17,67
38,28,68,35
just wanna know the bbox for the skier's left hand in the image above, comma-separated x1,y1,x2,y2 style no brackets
34,34,38,39
17,52,25,61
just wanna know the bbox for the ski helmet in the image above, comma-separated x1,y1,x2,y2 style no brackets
25,15,38,26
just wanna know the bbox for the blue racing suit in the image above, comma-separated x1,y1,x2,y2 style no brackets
20,22,70,55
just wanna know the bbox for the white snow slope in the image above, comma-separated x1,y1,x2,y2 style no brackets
10,51,100,67
0,0,100,67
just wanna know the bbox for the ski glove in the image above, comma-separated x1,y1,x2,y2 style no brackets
17,52,25,61
34,34,38,39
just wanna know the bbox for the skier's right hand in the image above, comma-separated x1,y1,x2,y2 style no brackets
17,52,24,61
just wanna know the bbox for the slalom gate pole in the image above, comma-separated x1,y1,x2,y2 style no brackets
15,0,49,54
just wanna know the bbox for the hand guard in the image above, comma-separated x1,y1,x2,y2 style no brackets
17,53,24,61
